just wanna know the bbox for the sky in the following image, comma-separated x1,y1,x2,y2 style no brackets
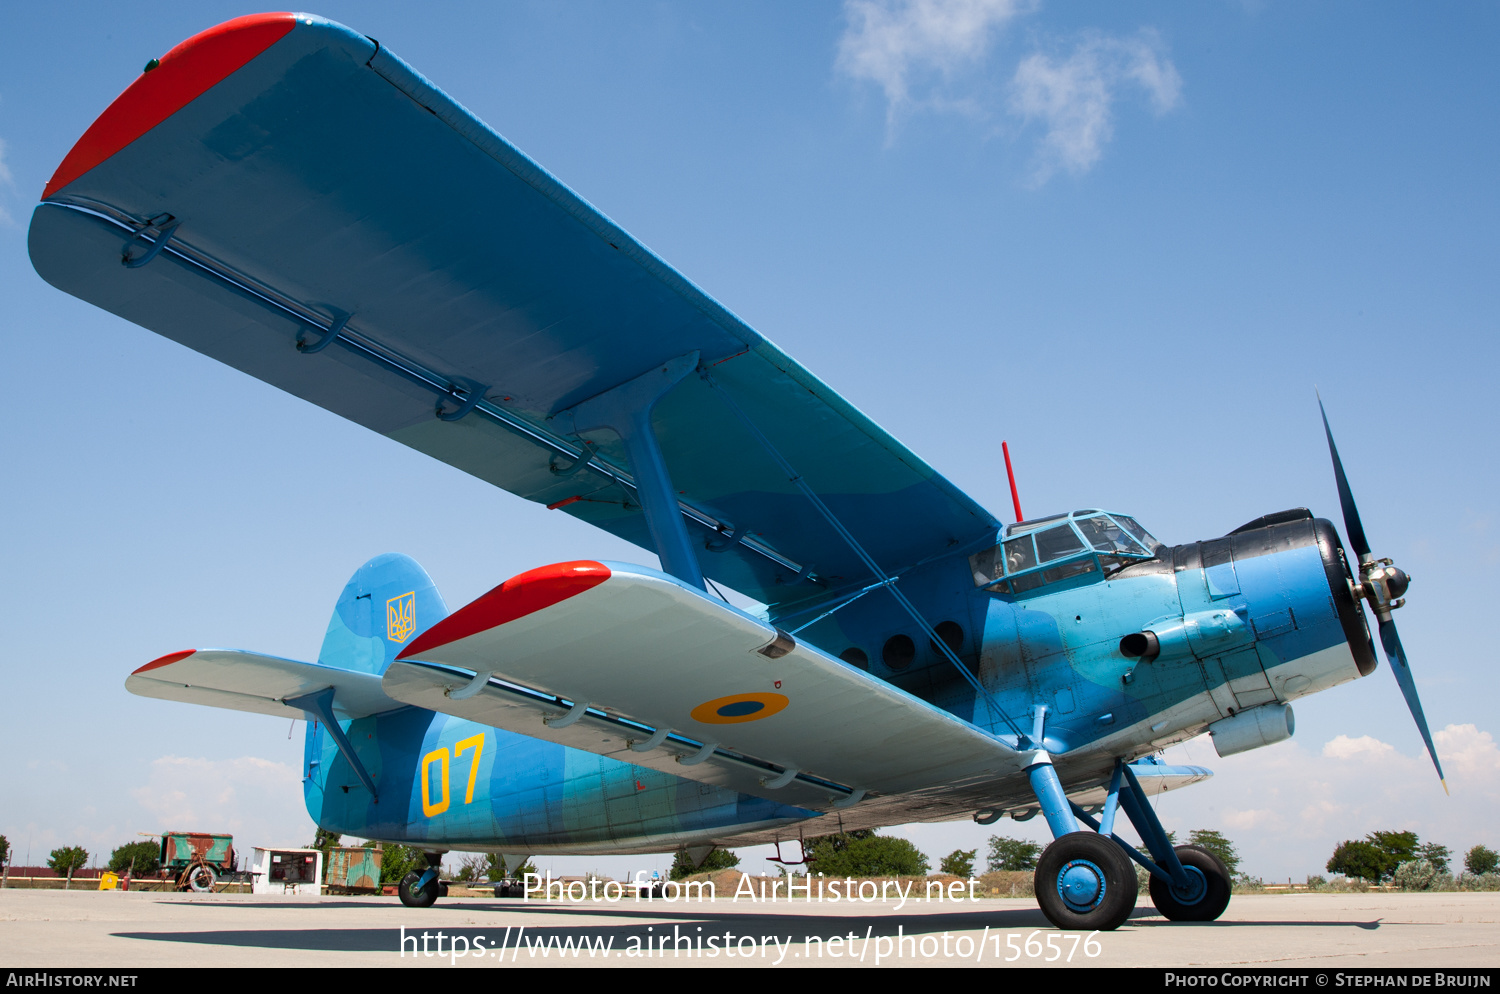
1,1,1497,884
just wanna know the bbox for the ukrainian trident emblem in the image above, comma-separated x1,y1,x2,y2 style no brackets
386,590,416,643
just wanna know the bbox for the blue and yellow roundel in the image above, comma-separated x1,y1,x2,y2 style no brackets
690,692,789,725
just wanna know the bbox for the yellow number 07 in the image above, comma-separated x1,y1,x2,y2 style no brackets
420,734,485,818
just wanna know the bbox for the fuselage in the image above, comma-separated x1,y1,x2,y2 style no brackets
305,509,1374,855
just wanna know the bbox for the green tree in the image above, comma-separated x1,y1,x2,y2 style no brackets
1327,839,1385,882
1187,829,1241,876
940,848,977,878
0,835,9,866
987,835,1042,872
1465,845,1499,876
670,848,741,880
1417,842,1451,874
378,843,426,884
807,831,929,877
108,841,161,877
49,846,89,887
1328,831,1419,883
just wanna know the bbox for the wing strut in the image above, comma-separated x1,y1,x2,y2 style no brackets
560,353,705,589
701,370,1026,742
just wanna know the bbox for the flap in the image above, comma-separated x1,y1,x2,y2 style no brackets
126,648,398,720
382,559,1020,806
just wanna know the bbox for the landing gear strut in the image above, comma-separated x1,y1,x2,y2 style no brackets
399,851,445,909
1020,706,1231,930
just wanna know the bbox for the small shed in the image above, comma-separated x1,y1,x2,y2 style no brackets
325,847,382,893
250,848,323,896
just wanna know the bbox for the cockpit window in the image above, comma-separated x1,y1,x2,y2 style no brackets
1076,515,1146,555
1004,535,1038,573
1113,515,1163,552
1034,523,1085,563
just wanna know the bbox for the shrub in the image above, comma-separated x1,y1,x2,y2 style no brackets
1393,859,1438,891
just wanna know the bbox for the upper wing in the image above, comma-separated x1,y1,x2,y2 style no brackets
379,559,1022,810
29,13,999,612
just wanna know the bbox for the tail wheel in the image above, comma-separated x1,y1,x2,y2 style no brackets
185,864,217,893
399,871,440,909
1148,845,1232,922
1034,832,1137,931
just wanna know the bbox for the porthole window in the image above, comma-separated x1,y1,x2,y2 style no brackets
839,647,869,670
882,634,915,670
931,620,964,655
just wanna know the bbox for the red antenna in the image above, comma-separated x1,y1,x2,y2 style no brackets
1002,441,1024,523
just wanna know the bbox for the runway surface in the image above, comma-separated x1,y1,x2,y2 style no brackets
3,889,1497,968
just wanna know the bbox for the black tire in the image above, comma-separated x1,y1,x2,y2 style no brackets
399,871,440,908
1148,845,1231,922
185,864,216,893
438,882,449,898
1034,833,1137,931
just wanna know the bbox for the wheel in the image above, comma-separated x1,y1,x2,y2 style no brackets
438,882,449,898
399,871,440,908
1148,845,1231,922
1034,833,1137,931
185,864,217,893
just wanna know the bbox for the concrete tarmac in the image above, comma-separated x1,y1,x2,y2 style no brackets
2,889,1497,969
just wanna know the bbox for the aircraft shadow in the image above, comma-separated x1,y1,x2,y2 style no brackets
112,906,1382,952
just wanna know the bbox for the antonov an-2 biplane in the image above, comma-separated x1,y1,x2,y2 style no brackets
29,13,1444,930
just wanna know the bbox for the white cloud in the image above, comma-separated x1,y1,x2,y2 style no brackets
836,5,1183,182
1146,723,1496,880
837,0,1029,124
1322,733,1396,760
1008,31,1182,183
130,755,311,849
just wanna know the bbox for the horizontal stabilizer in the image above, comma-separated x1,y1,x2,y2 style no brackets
1065,763,1213,811
127,649,398,720
383,560,1021,808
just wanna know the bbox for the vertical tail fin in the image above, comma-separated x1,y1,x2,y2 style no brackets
318,553,448,674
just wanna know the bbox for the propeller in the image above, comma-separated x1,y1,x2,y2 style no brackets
1319,395,1446,793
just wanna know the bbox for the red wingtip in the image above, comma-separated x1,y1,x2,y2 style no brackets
134,649,196,674
42,12,297,199
398,561,612,659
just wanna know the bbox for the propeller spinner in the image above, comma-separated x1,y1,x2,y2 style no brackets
1319,396,1446,793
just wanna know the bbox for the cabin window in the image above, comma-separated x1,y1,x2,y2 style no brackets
882,634,915,670
840,647,869,670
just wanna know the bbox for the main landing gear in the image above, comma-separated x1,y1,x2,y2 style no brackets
1018,707,1232,930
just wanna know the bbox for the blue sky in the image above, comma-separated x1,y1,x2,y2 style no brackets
1,1,1496,883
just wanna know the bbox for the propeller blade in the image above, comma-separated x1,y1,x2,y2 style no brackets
1378,617,1447,793
1318,394,1371,561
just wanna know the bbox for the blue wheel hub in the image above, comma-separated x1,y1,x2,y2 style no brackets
1057,859,1106,913
1169,865,1208,905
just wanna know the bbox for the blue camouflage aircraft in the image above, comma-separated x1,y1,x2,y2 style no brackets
28,13,1444,930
